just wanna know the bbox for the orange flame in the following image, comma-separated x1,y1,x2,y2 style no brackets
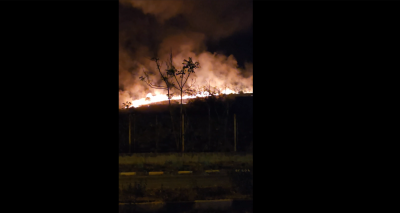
128,87,251,108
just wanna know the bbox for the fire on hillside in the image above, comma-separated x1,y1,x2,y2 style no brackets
122,88,252,109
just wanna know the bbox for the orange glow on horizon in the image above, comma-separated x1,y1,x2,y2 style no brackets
127,87,252,108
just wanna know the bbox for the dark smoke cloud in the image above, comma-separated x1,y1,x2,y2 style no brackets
119,0,253,108
120,0,253,39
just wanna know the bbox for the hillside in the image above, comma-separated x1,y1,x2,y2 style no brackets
119,94,253,153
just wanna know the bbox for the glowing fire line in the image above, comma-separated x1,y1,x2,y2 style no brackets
128,88,251,108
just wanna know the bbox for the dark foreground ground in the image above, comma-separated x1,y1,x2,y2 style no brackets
119,169,252,212
120,174,232,189
119,151,252,212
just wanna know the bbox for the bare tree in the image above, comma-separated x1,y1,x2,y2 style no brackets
139,51,200,152
139,57,177,105
139,56,179,150
166,52,200,152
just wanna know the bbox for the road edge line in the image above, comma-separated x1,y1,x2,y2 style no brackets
148,171,164,175
120,172,136,176
178,171,193,174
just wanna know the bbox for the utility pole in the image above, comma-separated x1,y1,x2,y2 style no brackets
133,114,136,153
129,114,131,154
237,120,239,152
182,114,184,153
180,69,183,153
156,115,158,153
234,114,236,152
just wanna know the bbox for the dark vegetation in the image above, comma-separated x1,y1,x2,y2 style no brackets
118,162,253,173
119,94,253,153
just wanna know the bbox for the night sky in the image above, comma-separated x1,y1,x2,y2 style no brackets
206,24,253,68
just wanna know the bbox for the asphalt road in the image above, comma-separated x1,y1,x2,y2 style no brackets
119,174,232,189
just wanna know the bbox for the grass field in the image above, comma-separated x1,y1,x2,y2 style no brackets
119,183,252,202
119,152,252,165
119,152,252,172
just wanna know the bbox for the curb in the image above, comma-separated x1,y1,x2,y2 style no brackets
194,199,233,202
119,199,251,205
235,169,251,172
205,170,220,173
118,199,252,212
119,169,251,176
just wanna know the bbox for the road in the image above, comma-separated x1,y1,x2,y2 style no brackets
119,199,253,213
119,174,232,189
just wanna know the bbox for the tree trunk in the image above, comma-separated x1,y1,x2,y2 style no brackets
168,87,171,105
129,114,131,154
234,114,236,152
182,114,184,153
155,115,158,153
224,102,229,151
166,87,179,150
133,114,135,153
180,86,183,152
237,120,239,152
169,104,179,151
208,106,211,151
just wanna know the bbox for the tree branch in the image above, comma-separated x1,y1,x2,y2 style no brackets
182,72,191,88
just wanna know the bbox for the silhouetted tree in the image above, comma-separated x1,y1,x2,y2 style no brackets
139,57,177,105
122,101,132,109
139,55,179,150
166,52,200,152
139,50,200,152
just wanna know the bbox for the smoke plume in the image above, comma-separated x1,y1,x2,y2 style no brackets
119,0,253,108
